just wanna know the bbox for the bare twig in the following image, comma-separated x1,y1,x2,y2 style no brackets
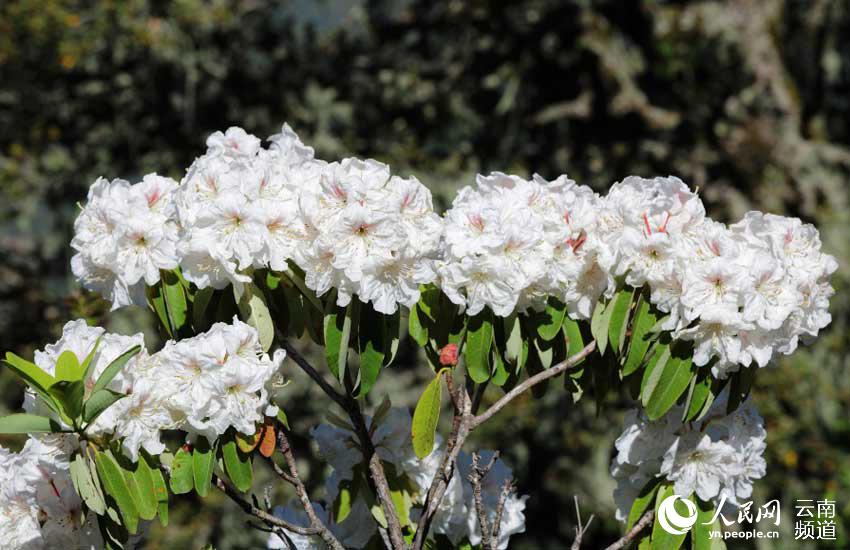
274,430,346,550
491,478,514,547
570,496,595,550
213,475,319,537
472,341,596,428
603,510,654,550
279,339,348,411
468,453,492,548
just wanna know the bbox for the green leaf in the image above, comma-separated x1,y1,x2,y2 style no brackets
55,350,82,382
92,345,141,394
0,413,64,433
503,314,523,366
71,452,106,515
119,454,158,521
193,438,216,498
168,447,195,495
222,431,254,492
3,353,59,413
144,452,169,527
537,297,567,341
465,310,493,383
490,347,510,386
83,389,127,425
563,316,585,361
412,370,444,459
162,270,189,337
650,485,688,550
590,298,614,356
237,282,274,352
644,343,695,420
95,449,140,534
640,342,671,406
357,305,386,397
623,295,659,376
628,478,661,530
726,367,755,414
608,288,634,355
81,337,104,387
192,286,215,333
323,295,353,381
383,310,401,367
683,369,712,422
692,498,727,549
409,302,429,347
48,379,85,422
146,283,173,338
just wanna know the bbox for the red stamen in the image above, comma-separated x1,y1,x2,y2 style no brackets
643,213,652,236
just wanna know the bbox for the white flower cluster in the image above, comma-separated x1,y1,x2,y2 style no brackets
268,408,527,549
611,395,767,520
439,172,615,319
25,318,283,461
1,436,105,549
600,176,837,378
73,126,442,315
71,174,180,310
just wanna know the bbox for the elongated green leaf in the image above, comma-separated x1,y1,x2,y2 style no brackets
120,455,157,521
193,438,216,498
628,478,661,530
95,449,140,534
491,348,510,386
81,337,103,387
590,298,614,355
623,295,659,376
562,317,585,360
49,380,85,422
683,369,712,422
83,389,126,425
357,306,386,397
644,343,695,420
0,413,64,433
168,447,194,495
692,498,727,549
192,287,215,333
538,297,567,341
650,485,688,550
465,310,493,383
222,432,254,492
412,371,444,459
409,303,429,347
640,342,671,406
92,346,141,394
70,452,106,515
55,350,82,382
383,310,401,367
143,453,169,527
323,296,353,381
146,283,173,338
608,289,634,355
3,353,59,412
237,283,274,352
162,270,189,336
503,314,523,366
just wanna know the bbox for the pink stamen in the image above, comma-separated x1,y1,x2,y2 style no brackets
643,213,652,236
658,212,671,233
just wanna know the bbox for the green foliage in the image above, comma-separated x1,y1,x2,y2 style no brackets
412,370,445,459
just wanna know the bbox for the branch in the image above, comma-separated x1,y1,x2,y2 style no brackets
468,452,492,548
472,340,596,428
490,477,513,548
272,429,346,550
570,496,595,550
212,475,319,537
603,510,654,550
279,338,348,411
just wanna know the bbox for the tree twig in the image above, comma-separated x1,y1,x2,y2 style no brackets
213,475,320,537
468,452,492,548
603,510,654,550
279,338,348,411
570,495,595,550
472,341,596,428
490,478,514,548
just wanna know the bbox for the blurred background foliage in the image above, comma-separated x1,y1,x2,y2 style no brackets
1,0,849,548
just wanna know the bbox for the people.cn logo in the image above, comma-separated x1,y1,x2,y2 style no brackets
657,494,698,535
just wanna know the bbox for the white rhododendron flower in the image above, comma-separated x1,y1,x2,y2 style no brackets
611,395,767,520
22,318,282,462
439,172,614,318
71,174,180,310
1,437,105,549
